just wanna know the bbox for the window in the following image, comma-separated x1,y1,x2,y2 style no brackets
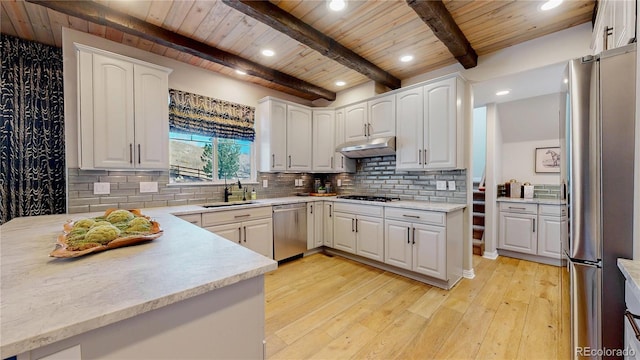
169,131,255,184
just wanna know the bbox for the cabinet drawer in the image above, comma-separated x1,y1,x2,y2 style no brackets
202,206,271,226
334,202,383,217
499,202,537,214
538,204,567,217
175,213,202,227
385,207,445,226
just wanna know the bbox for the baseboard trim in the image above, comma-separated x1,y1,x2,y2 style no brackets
483,250,499,260
462,268,476,279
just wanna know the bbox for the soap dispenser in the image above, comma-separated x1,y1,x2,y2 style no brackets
251,188,257,200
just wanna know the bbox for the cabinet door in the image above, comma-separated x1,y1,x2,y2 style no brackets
92,53,135,168
206,223,242,244
384,219,412,270
259,100,287,171
344,102,367,142
367,94,395,138
423,78,457,170
133,64,169,169
413,223,447,280
355,215,384,262
395,87,424,170
334,108,355,172
312,110,335,172
307,202,323,249
538,215,564,259
612,0,636,48
286,105,312,171
323,202,334,247
499,212,537,255
333,212,356,254
243,218,274,259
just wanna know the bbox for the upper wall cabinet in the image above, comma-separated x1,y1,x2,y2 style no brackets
312,109,336,172
344,94,396,142
257,98,312,172
395,76,464,171
76,44,172,170
334,108,356,173
592,0,636,54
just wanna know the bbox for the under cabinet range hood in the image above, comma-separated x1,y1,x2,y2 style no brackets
337,136,396,158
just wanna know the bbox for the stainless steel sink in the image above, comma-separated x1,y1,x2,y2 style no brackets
202,201,256,208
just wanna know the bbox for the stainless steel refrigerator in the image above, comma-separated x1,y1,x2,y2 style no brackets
560,43,636,359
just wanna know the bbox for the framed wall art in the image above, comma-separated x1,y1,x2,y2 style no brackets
535,147,560,173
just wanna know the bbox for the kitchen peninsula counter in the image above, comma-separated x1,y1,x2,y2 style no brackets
0,208,277,359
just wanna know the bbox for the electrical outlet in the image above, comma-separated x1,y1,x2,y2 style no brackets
262,179,268,188
337,179,342,187
436,181,447,190
299,178,304,186
140,181,158,193
93,182,110,195
448,181,456,191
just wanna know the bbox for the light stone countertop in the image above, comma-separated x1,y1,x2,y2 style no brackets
170,196,466,216
497,197,567,205
618,258,640,302
0,208,277,358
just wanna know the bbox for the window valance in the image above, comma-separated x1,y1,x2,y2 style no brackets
168,89,255,141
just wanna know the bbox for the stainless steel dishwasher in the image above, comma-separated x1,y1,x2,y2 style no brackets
273,203,307,261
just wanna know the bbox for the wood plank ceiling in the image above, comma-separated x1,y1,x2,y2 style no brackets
1,0,594,101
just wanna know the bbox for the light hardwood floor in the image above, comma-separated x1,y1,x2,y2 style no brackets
265,253,570,360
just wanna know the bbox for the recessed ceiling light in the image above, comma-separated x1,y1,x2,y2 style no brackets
496,90,510,96
400,55,414,62
540,0,563,11
261,49,275,57
335,81,346,87
236,69,247,75
328,0,347,11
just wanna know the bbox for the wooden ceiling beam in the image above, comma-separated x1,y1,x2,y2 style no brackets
406,0,478,69
26,0,336,101
221,0,401,90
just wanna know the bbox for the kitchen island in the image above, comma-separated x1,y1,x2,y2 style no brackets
0,208,277,359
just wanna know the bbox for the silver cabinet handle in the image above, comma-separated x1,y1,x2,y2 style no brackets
412,227,416,244
329,204,332,217
625,310,640,341
341,156,344,168
331,156,334,168
288,155,292,168
310,204,313,214
508,206,526,210
407,227,410,244
234,214,251,218
533,219,536,233
238,227,242,244
243,226,247,242
368,123,372,137
424,148,428,164
272,154,275,168
604,26,613,50
129,144,133,164
355,218,358,232
403,214,420,219
138,144,141,164
351,218,355,232
418,149,422,165
364,123,368,137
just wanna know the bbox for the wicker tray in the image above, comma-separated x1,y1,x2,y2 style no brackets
50,209,163,258
309,193,337,197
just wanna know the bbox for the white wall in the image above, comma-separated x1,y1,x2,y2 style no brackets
472,107,487,182
501,139,560,184
61,27,311,168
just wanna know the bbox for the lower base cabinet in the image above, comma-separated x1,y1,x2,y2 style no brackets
332,203,384,262
323,202,334,247
203,207,273,259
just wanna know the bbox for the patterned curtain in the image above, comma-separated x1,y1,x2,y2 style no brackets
169,88,255,141
0,35,66,224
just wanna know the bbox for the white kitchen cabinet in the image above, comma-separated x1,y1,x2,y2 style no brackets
344,95,395,142
175,213,202,227
307,202,324,250
77,45,171,170
367,94,396,139
323,202,334,248
257,98,312,172
498,202,566,263
333,107,356,173
332,203,384,262
312,109,335,172
499,212,537,255
395,76,462,171
384,208,449,281
287,105,313,171
203,206,273,259
591,0,636,53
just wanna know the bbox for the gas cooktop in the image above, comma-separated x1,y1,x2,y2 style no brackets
337,195,400,202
